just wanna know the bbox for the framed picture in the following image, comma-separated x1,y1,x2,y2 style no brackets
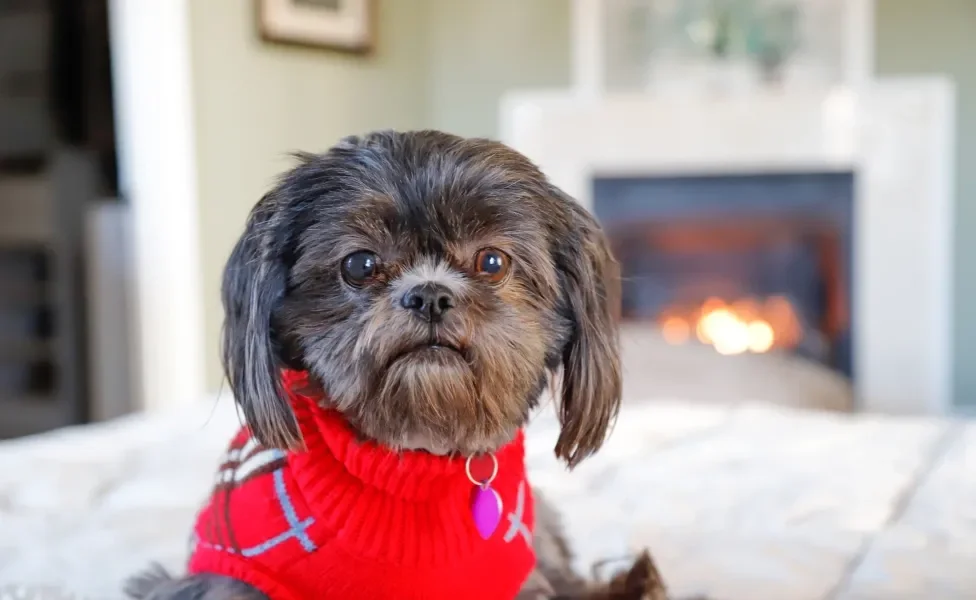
258,0,374,53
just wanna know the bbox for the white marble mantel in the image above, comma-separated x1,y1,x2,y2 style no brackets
500,80,955,415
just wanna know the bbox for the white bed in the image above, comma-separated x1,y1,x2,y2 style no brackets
1,381,972,599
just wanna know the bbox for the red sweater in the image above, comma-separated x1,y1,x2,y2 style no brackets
187,372,536,599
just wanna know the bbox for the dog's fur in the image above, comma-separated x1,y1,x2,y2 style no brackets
127,130,669,599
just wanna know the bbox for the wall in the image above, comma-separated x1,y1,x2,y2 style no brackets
109,0,205,414
875,0,976,409
189,0,431,389
424,0,571,138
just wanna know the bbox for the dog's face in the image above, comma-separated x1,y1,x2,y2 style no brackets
221,131,620,466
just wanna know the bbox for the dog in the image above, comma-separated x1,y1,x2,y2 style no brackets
126,130,670,599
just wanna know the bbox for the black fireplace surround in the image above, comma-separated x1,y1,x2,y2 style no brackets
593,171,855,378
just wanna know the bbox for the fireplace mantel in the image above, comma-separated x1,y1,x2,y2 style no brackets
500,81,955,414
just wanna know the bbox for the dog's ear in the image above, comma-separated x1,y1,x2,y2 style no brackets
221,190,301,450
549,186,622,468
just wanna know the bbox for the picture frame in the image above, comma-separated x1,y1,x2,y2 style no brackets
257,0,375,53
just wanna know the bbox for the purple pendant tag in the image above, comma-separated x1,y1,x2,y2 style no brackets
471,485,503,539
466,452,502,540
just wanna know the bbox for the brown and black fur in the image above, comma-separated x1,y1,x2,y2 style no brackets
128,130,669,599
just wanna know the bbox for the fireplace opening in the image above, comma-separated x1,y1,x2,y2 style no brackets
593,172,854,377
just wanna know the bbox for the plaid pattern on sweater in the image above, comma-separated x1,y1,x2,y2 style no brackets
186,370,536,600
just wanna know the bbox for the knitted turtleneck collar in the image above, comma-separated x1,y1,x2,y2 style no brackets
280,369,528,567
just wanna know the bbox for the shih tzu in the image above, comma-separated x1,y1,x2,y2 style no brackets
126,130,669,599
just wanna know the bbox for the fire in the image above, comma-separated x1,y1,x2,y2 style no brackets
658,296,802,355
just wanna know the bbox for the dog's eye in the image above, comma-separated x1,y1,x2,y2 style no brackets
341,251,379,286
474,248,511,283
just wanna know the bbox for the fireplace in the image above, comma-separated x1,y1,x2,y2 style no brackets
594,171,854,377
503,84,954,412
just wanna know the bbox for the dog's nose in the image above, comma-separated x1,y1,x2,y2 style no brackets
401,283,454,322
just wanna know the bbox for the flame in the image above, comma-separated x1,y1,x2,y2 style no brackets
661,316,691,345
659,296,801,355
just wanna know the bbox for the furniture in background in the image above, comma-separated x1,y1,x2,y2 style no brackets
84,199,133,423
0,0,120,438
0,153,96,439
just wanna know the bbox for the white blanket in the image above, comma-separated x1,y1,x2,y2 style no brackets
0,396,972,600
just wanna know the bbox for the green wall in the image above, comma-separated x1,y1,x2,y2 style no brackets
875,0,976,408
423,0,571,138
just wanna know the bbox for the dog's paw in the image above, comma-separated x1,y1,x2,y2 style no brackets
124,563,174,599
123,567,269,600
517,569,557,599
603,550,668,600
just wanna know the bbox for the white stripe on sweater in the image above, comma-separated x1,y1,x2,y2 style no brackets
233,448,287,482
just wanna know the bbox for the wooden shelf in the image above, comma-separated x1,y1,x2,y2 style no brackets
0,173,56,245
0,0,114,437
0,281,48,307
0,395,68,440
0,338,54,362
